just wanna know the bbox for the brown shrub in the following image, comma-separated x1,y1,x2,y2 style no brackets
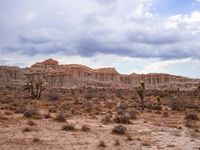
54,112,66,122
98,140,106,147
112,125,127,135
23,108,41,119
62,122,76,131
113,114,131,124
185,112,199,121
81,124,90,132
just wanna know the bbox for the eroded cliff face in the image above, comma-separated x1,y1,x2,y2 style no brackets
0,58,199,90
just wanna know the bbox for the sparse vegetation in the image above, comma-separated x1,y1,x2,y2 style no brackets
62,122,76,131
113,114,131,124
54,112,66,122
81,124,90,132
23,108,41,119
23,75,45,99
112,125,127,135
185,112,199,121
136,81,145,110
114,139,120,146
98,140,106,147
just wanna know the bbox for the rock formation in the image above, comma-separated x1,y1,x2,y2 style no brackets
0,58,199,90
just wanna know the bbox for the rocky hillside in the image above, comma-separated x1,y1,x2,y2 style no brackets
0,58,199,90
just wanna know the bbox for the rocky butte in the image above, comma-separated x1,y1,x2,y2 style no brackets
0,58,199,90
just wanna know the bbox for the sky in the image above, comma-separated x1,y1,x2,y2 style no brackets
0,0,200,78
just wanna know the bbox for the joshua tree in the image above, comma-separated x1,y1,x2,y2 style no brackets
157,96,161,106
197,82,200,100
136,81,145,110
24,75,45,99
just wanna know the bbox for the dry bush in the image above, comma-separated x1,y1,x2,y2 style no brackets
113,114,131,124
49,107,57,113
116,102,128,111
101,114,112,124
114,139,120,146
43,113,51,119
22,127,33,132
27,120,37,126
33,138,40,143
81,124,90,132
62,123,76,131
141,140,151,147
126,134,133,141
112,125,127,135
163,112,169,117
14,107,26,114
54,112,66,122
185,112,199,121
98,140,106,147
47,93,59,101
23,108,41,119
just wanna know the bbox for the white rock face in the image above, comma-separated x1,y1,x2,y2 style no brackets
0,59,199,90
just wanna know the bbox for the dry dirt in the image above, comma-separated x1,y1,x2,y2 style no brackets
0,88,200,150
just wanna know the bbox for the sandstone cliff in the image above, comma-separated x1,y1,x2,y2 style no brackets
0,58,199,90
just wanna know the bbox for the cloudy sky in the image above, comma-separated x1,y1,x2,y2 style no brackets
0,0,200,78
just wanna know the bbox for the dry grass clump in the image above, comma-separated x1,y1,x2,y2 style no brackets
98,140,106,147
22,127,33,132
62,122,76,131
141,140,151,147
54,112,66,122
112,125,127,135
113,114,131,124
81,124,90,132
27,120,37,126
23,108,41,119
47,93,59,101
126,134,133,141
33,138,40,143
101,114,112,124
114,139,120,146
185,112,199,121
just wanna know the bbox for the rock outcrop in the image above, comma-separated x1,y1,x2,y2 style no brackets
0,58,199,90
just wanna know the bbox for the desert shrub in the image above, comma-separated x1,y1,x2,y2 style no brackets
43,113,51,119
141,140,151,146
23,108,41,119
27,120,37,126
113,114,131,124
22,127,32,132
54,112,66,122
33,138,40,143
1,96,13,104
114,139,120,146
62,122,76,131
163,112,169,117
185,112,199,121
101,114,112,124
112,125,127,135
47,93,59,101
170,101,182,111
14,106,26,114
152,105,162,110
116,102,128,111
126,134,133,141
81,124,90,132
49,107,57,113
98,140,106,147
126,108,137,119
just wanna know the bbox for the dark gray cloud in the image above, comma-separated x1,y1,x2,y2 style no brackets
0,0,200,60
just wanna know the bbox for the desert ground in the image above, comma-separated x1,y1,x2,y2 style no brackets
0,88,200,150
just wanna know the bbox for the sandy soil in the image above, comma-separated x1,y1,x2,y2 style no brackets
0,110,200,150
0,88,200,150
